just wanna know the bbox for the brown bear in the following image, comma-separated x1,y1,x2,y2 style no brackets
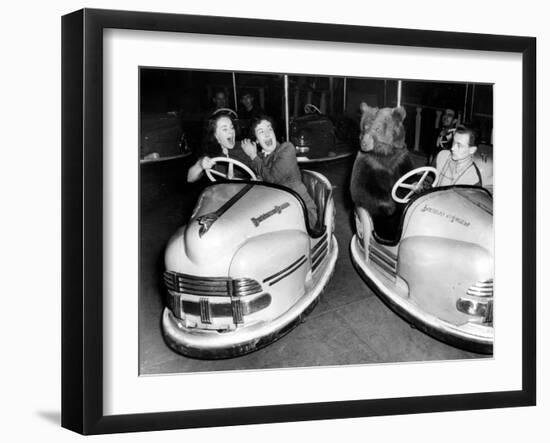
350,102,414,242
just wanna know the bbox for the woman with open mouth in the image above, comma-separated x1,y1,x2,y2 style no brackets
187,113,256,182
242,116,318,228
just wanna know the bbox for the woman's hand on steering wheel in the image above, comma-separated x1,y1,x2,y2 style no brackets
200,156,215,170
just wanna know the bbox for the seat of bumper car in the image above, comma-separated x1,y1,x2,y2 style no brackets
301,170,330,231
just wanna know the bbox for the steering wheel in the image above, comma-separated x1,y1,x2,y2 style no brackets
391,166,439,204
304,103,321,115
210,108,238,119
204,156,257,182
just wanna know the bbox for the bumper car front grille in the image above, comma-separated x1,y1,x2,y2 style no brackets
466,279,493,297
163,271,262,297
167,294,272,323
457,279,494,324
164,271,266,326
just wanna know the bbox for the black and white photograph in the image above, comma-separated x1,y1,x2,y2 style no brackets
3,0,548,440
43,2,541,439
139,68,495,374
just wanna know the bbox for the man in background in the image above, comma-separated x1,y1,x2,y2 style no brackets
239,91,264,120
210,89,228,113
428,108,457,165
239,90,265,135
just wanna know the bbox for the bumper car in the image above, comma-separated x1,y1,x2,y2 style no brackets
162,158,338,358
291,104,358,163
351,165,494,354
140,112,191,163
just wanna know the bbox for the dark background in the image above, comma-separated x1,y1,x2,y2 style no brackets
140,68,493,156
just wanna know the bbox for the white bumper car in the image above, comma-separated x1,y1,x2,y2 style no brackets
351,166,494,354
162,158,338,358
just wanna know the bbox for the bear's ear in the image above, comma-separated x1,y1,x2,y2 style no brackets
360,102,377,130
392,106,406,123
360,102,379,114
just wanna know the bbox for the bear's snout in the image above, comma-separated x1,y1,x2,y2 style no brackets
360,133,374,152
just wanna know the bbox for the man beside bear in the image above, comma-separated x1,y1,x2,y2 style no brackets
434,124,482,187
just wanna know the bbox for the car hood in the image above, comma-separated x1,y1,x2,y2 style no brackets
166,183,307,276
402,187,493,253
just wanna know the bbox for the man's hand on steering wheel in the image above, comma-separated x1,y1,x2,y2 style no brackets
417,174,435,192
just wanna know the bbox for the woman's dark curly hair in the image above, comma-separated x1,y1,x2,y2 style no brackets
204,112,241,147
248,115,278,142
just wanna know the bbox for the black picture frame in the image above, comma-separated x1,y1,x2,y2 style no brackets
61,8,536,435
